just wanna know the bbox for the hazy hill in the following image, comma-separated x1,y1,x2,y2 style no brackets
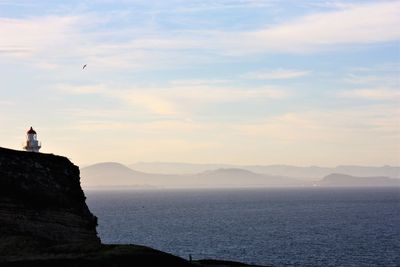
334,165,400,178
81,164,306,188
194,168,304,187
194,168,304,186
82,163,400,188
129,162,400,179
200,168,261,177
129,162,234,175
244,165,330,180
81,162,153,188
83,162,145,175
81,162,192,188
318,173,400,187
244,165,399,180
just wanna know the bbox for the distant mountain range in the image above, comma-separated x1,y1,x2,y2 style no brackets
129,162,400,179
81,163,304,188
80,162,400,189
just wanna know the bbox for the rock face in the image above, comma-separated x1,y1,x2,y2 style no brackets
0,147,100,259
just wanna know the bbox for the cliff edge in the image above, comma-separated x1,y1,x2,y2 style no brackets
0,147,100,259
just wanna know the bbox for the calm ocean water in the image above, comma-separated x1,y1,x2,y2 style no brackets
85,188,400,267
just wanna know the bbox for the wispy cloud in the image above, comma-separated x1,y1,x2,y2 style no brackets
338,88,400,100
0,16,81,57
1,1,399,166
246,1,400,53
57,81,289,116
344,63,400,88
64,104,400,165
90,1,400,59
348,62,400,73
339,62,400,100
69,119,207,134
1,1,399,71
0,100,14,106
235,105,400,142
0,1,37,7
169,0,278,13
243,69,310,80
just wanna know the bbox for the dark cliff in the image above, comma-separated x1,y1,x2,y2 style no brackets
0,147,100,258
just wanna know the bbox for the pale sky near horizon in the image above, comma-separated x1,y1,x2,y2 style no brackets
0,0,399,166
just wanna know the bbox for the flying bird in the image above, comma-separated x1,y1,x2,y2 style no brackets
82,64,87,70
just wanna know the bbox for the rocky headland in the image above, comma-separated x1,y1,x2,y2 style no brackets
0,147,268,267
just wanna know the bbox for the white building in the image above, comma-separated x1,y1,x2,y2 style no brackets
23,127,41,152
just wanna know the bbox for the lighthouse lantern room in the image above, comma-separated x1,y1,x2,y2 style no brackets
23,127,41,152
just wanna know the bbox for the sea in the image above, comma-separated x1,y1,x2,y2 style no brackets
85,188,400,267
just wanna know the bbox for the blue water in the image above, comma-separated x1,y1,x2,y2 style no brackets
85,188,400,267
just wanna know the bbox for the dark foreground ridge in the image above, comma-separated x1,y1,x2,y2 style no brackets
0,147,270,267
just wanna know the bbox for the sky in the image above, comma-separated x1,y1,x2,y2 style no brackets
0,0,399,166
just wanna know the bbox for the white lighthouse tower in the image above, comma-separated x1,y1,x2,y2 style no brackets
23,127,41,152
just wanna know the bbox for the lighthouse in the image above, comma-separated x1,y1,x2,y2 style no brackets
23,127,41,152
